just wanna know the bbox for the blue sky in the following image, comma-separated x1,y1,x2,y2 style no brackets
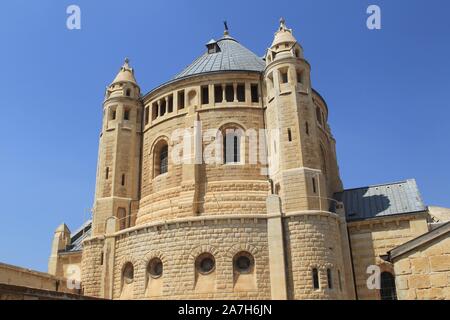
0,0,449,272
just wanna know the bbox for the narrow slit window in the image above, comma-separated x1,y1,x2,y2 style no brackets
201,86,209,105
316,107,322,125
288,128,292,142
214,85,223,103
312,177,317,193
312,268,319,289
152,102,158,120
124,109,130,121
225,84,234,102
145,106,149,125
168,95,173,113
280,70,288,84
105,167,109,180
327,269,333,289
111,109,116,120
121,174,125,186
251,84,259,103
178,90,185,109
306,122,310,135
236,84,245,102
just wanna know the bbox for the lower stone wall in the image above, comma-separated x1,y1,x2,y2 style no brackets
112,218,270,299
393,235,450,299
284,213,348,299
81,239,104,297
348,214,429,300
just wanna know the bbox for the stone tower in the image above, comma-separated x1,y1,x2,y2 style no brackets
92,59,143,236
264,19,354,299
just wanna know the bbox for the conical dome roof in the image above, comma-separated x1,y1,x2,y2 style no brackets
112,58,137,84
271,18,297,48
174,34,265,80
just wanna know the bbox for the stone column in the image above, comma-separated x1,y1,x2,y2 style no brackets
266,195,288,300
101,216,117,299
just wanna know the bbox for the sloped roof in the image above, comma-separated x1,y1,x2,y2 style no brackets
335,179,427,222
62,220,92,253
174,35,265,80
388,222,450,260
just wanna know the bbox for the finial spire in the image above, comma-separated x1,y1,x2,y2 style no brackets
223,20,229,36
279,17,287,31
124,57,130,65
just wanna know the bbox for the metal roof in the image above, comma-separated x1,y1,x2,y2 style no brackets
174,36,265,80
335,179,427,222
62,220,92,253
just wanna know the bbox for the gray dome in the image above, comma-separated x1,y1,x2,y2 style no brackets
174,35,265,80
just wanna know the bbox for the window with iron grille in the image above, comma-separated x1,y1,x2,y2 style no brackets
380,272,397,300
160,145,168,174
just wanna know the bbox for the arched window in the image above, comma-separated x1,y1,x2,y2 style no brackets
222,127,243,164
154,140,169,177
380,272,397,300
125,89,131,97
147,258,163,279
121,262,134,298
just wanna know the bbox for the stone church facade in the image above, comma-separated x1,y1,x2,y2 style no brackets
48,19,450,300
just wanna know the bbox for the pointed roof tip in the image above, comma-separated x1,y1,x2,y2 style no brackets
111,57,138,85
271,16,297,48
223,20,229,35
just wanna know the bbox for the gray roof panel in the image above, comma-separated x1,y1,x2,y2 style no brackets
335,179,427,222
174,36,265,79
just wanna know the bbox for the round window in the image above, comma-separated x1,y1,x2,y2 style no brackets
148,258,163,278
234,252,254,274
196,253,215,275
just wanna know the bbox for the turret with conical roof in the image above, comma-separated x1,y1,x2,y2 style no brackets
92,58,143,237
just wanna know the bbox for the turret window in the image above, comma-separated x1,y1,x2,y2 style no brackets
110,109,117,120
312,177,317,194
312,268,319,289
327,268,333,289
121,174,125,186
280,69,288,84
288,128,292,142
124,109,130,121
305,122,310,135
297,70,304,84
125,89,131,97
105,167,109,179
251,84,259,103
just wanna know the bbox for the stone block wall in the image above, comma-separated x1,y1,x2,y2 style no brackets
394,235,450,299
